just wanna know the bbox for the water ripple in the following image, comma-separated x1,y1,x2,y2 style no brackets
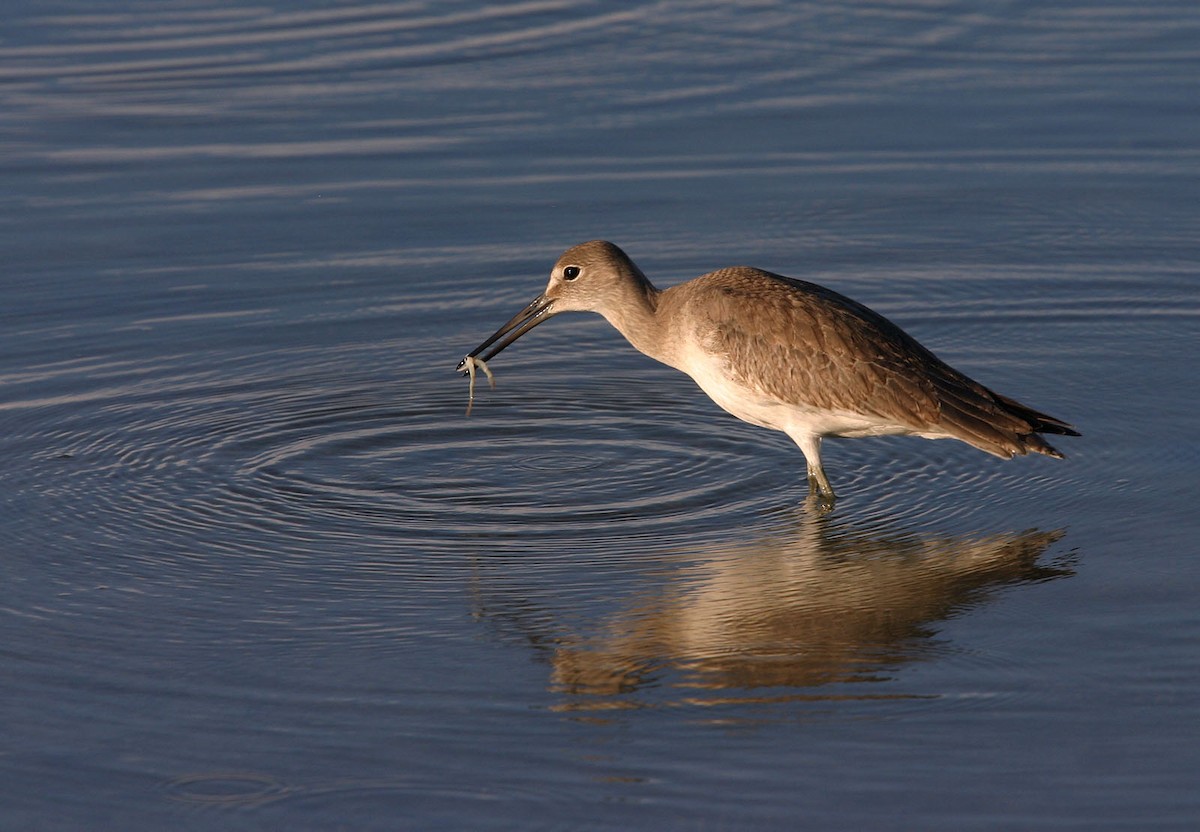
1,343,777,578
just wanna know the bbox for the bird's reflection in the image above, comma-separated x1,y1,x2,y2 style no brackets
471,513,1072,710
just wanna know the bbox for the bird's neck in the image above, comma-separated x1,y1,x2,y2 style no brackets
600,281,674,366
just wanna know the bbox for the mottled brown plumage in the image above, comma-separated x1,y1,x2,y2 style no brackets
458,240,1078,507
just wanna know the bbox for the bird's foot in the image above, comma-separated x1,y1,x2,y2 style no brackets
804,476,837,515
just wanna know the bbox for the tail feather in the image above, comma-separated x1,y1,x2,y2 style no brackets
938,393,1026,459
931,374,1078,460
991,392,1081,437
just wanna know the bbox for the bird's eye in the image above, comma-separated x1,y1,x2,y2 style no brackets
563,265,581,281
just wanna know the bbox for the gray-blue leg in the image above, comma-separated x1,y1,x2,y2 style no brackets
793,434,837,510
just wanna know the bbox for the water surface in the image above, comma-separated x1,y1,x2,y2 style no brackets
3,1,1199,829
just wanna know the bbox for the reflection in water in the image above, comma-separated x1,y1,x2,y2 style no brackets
472,516,1071,710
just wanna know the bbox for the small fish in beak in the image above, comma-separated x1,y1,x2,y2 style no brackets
456,293,555,414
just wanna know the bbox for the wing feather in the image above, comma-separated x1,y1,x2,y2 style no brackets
679,268,1073,457
687,269,943,427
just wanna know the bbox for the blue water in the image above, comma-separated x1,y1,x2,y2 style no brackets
3,1,1199,829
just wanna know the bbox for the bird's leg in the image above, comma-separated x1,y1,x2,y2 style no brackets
792,433,837,512
805,467,837,513
806,468,835,500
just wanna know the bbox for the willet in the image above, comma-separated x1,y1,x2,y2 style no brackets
457,240,1078,506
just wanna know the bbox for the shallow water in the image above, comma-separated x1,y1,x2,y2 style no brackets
3,1,1199,829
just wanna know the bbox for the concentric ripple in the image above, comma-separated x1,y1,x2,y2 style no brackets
2,339,790,577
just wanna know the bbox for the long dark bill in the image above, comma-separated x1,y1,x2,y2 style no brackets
456,294,555,373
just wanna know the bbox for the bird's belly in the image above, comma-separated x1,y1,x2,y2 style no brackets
687,368,790,432
682,353,934,441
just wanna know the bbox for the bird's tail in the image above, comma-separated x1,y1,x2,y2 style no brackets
992,392,1081,437
936,383,1079,460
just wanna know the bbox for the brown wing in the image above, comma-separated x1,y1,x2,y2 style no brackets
685,268,1069,457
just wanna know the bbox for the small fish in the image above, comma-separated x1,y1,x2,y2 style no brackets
457,354,494,416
